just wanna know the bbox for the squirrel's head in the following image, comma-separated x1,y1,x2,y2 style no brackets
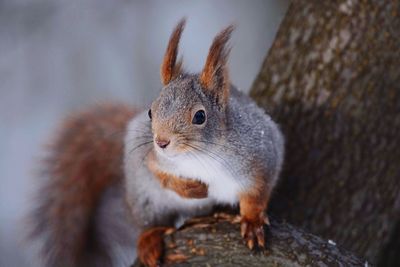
149,19,234,157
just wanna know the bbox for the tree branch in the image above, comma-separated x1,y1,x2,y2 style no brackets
132,214,365,267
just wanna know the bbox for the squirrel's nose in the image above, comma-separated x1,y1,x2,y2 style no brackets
155,138,170,149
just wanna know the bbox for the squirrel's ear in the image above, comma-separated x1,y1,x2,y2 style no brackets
200,25,234,106
160,18,186,85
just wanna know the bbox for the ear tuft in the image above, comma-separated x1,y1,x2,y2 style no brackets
161,18,186,85
200,25,234,105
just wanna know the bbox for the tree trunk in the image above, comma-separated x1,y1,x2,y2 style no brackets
250,0,400,265
132,215,365,267
132,1,399,266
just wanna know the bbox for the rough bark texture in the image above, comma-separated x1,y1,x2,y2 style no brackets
132,215,365,267
250,0,400,265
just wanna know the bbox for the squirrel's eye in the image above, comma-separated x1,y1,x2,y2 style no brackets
192,110,206,125
148,109,152,120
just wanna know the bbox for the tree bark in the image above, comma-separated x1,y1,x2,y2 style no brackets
250,0,400,265
132,215,365,267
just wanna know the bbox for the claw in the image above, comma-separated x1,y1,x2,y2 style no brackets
264,215,270,226
247,238,254,250
241,221,248,237
240,214,268,250
255,226,265,248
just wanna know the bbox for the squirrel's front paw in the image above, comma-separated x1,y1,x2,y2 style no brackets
165,177,208,199
240,214,269,250
137,227,174,267
180,179,208,199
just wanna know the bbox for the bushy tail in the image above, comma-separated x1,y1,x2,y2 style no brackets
29,104,136,267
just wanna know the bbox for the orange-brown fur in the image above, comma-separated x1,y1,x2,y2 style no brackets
31,103,137,266
32,102,206,266
147,151,208,199
160,19,185,85
200,25,234,106
239,171,270,249
137,227,173,267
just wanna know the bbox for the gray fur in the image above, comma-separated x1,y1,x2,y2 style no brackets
124,73,284,229
95,183,138,267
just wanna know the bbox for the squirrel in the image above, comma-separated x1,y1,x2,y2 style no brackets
29,19,284,267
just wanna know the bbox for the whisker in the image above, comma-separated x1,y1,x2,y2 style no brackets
186,138,239,152
186,150,214,180
183,143,238,183
190,143,230,167
185,142,247,190
139,147,153,167
125,135,153,143
128,141,154,155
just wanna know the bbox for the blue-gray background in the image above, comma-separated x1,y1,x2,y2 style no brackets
0,1,289,265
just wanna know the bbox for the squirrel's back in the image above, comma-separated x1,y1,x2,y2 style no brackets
30,103,137,267
227,86,285,186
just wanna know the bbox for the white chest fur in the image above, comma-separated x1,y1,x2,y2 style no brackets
159,152,245,205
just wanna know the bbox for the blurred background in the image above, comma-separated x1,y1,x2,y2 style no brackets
0,1,289,266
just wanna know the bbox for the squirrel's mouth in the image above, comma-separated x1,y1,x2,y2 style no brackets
153,138,177,157
154,140,193,159
154,146,181,159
